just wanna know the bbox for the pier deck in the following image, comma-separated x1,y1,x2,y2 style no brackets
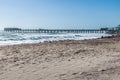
4,28,109,34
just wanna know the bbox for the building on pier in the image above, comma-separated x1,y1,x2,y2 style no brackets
116,25,120,30
4,28,21,31
115,25,120,35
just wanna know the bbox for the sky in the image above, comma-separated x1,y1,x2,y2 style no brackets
0,0,120,30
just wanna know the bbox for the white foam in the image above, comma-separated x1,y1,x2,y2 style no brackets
0,32,112,46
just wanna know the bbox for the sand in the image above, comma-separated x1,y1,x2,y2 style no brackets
0,36,120,80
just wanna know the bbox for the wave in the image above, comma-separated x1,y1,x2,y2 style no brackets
0,32,111,45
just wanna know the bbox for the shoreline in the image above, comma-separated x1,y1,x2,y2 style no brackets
0,35,120,80
0,34,113,47
0,32,112,46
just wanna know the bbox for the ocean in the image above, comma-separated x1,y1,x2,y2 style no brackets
0,31,111,45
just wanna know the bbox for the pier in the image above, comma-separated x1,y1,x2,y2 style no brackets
4,28,108,34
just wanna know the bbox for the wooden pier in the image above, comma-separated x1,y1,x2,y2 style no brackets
4,28,108,34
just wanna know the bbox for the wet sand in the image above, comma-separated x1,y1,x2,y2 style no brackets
0,36,120,80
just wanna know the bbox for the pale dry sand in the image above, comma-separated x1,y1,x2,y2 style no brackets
0,36,120,80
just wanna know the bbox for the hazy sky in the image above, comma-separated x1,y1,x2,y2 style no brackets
0,0,120,30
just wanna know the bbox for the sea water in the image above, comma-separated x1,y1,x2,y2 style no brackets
0,31,111,45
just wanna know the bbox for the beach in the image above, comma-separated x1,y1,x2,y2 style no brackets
0,36,120,80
